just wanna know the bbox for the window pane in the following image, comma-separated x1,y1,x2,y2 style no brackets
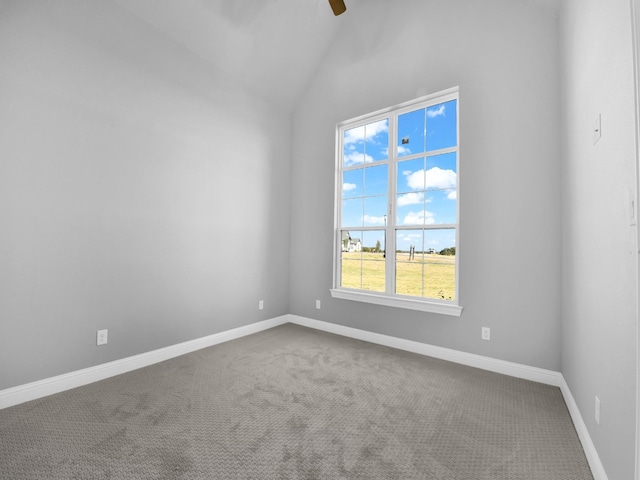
342,169,363,199
341,259,361,289
423,152,457,224
426,99,457,152
424,228,456,300
425,152,457,191
341,230,385,291
341,229,362,289
361,261,385,292
344,119,389,165
395,230,424,296
427,151,457,172
341,198,363,227
341,230,362,255
397,156,430,226
361,231,385,292
424,229,456,301
395,229,456,300
365,119,389,161
364,196,387,226
398,108,425,156
363,230,385,255
343,126,365,166
396,207,433,226
396,229,423,258
425,228,456,256
396,261,424,297
424,169,455,192
424,261,455,301
364,164,388,196
427,189,457,224
397,157,426,194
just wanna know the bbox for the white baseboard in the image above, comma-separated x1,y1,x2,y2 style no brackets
0,313,607,479
287,315,563,386
0,316,289,410
559,378,609,480
286,314,607,480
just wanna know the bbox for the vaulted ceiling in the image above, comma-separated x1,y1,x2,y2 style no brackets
112,0,560,112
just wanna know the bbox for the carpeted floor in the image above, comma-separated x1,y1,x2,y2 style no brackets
0,323,593,479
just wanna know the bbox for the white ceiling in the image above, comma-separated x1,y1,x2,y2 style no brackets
112,0,342,111
112,0,561,111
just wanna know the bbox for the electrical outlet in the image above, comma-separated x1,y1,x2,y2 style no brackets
258,300,264,310
316,300,321,309
97,329,108,346
595,396,601,425
481,327,491,341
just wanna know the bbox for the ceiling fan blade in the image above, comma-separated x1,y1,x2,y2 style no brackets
328,0,346,16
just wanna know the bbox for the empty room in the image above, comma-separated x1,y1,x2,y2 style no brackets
0,0,638,478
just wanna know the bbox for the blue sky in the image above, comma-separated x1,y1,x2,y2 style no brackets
342,100,457,252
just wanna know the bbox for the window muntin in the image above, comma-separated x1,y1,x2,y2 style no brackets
334,88,459,312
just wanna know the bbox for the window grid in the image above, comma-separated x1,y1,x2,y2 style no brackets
335,87,459,309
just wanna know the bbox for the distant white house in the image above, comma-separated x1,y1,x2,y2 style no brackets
348,238,362,252
341,231,362,252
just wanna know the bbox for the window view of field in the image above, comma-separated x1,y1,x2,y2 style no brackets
340,249,455,301
338,95,458,303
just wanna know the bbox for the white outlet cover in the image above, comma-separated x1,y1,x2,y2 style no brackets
481,327,491,341
316,300,321,309
97,329,108,346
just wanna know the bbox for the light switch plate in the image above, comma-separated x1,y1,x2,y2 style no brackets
593,114,601,145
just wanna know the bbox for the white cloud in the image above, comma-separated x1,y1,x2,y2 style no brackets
344,151,374,167
401,233,422,242
406,170,425,190
363,215,387,225
397,192,425,207
447,190,457,200
406,167,456,190
381,144,411,157
344,127,365,145
344,119,389,145
343,183,357,192
402,210,435,225
397,145,411,156
427,104,446,118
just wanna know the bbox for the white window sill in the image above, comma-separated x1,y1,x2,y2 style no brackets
330,289,463,317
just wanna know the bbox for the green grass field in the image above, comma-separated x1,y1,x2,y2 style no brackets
340,251,455,300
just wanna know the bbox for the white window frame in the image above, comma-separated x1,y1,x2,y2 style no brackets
331,86,462,316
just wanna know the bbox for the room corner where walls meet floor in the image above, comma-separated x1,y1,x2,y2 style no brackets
0,314,607,479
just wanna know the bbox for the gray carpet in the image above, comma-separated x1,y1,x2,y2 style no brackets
0,323,593,479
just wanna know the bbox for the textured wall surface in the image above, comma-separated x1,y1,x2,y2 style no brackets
290,0,563,371
0,1,292,390
560,0,639,478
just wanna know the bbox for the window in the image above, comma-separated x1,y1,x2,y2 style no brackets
331,87,461,316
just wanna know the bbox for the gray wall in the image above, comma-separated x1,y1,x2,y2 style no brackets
290,0,563,371
0,1,292,391
560,0,639,478
2,0,638,476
